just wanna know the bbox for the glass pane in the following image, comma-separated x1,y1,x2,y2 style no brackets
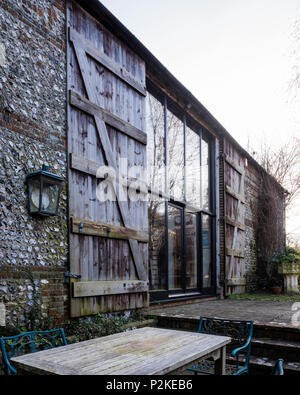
202,214,212,288
146,94,165,194
202,139,210,211
28,179,41,213
185,212,198,289
168,205,183,290
186,126,201,208
149,199,167,290
167,110,184,200
41,182,60,213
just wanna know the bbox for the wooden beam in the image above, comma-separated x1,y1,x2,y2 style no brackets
71,217,149,243
226,278,247,287
69,90,147,145
226,248,245,258
69,27,147,97
70,153,99,178
225,185,245,204
73,280,149,298
224,154,245,176
69,153,148,196
225,216,246,231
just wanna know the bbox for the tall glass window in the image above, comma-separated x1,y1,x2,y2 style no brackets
147,89,215,300
202,138,210,211
186,126,201,208
146,94,165,193
168,204,183,290
202,214,212,289
149,198,166,290
185,212,198,289
167,110,184,200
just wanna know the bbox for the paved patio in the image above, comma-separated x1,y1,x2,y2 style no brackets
147,299,299,327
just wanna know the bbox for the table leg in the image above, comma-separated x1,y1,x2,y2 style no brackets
215,346,226,375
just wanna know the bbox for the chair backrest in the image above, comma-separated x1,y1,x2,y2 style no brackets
198,316,253,354
0,328,67,375
271,359,284,375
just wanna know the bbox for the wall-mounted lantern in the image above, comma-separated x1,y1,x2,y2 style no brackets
26,165,63,217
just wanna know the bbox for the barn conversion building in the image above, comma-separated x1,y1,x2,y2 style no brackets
0,0,286,327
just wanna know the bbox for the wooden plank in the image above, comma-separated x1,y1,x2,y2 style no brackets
214,346,226,376
70,153,148,198
225,216,246,231
73,280,149,298
70,153,99,177
69,27,147,97
226,248,245,258
72,41,147,281
11,328,231,376
70,90,147,145
225,185,245,204
226,278,247,286
71,217,149,243
224,154,245,176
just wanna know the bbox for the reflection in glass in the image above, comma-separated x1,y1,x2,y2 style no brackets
202,214,212,288
168,205,183,290
41,183,60,212
149,199,166,290
186,126,201,208
146,94,165,193
185,212,198,289
202,139,210,211
167,110,184,200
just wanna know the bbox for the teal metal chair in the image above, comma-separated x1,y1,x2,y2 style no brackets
0,328,67,375
187,317,254,375
271,359,284,375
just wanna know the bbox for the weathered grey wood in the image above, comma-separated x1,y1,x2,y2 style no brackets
225,154,245,176
70,90,147,145
69,27,147,97
71,217,149,243
70,153,148,196
225,248,245,258
225,216,246,231
71,31,147,282
225,185,245,204
11,327,231,376
67,1,147,317
73,280,149,298
214,346,226,375
226,278,247,286
224,140,246,295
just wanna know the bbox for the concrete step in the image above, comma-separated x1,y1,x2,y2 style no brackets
251,338,300,362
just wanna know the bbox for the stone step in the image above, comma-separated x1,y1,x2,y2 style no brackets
253,322,300,342
150,313,300,342
251,338,300,362
227,355,300,376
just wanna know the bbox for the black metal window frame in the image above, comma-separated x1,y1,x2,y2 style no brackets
147,80,217,303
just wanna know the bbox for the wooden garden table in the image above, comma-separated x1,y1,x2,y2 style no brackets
10,327,231,375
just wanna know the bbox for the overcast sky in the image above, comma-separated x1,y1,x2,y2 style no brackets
100,0,300,241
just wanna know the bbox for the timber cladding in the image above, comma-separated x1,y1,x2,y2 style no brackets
67,0,148,317
223,140,246,295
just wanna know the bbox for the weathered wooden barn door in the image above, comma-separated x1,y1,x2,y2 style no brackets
223,140,246,295
67,1,148,317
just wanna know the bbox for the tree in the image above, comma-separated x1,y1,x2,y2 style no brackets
248,137,300,249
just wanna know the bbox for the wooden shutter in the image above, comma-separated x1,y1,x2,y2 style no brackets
223,140,246,295
67,1,148,317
